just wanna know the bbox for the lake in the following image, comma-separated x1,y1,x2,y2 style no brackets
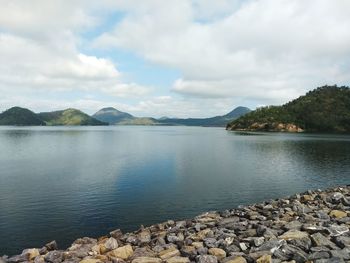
1,126,350,255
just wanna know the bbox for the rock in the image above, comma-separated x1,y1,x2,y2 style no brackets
166,256,190,263
326,225,349,236
284,221,302,230
138,230,151,244
279,230,309,240
308,251,330,260
104,237,119,251
159,248,180,260
224,256,247,263
180,246,196,257
310,233,338,249
45,241,58,251
131,257,162,263
108,245,134,260
79,259,101,263
256,255,271,263
22,249,40,261
330,248,350,260
287,237,312,251
196,255,217,263
44,251,63,263
110,229,123,239
208,248,226,260
7,254,27,263
334,236,350,248
34,255,45,263
329,210,347,218
131,248,156,259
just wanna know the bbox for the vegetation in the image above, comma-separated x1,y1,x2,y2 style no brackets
38,109,107,126
227,85,350,132
0,107,46,126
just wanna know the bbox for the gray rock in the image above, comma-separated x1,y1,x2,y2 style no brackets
326,225,349,236
196,255,217,263
330,248,350,260
44,251,63,263
314,258,344,263
308,251,330,260
287,236,312,251
196,248,208,256
311,233,339,249
110,229,123,239
334,235,350,248
45,241,58,251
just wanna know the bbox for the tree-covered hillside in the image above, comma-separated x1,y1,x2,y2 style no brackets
227,86,350,132
0,107,46,126
38,109,107,126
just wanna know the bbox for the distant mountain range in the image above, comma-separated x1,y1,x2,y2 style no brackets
0,106,250,127
0,107,106,126
92,106,251,126
227,85,350,132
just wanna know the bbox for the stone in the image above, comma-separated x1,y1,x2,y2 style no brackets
308,251,330,260
108,245,134,260
208,248,226,260
166,256,190,263
329,210,347,218
131,257,162,263
180,246,196,257
326,225,349,236
104,237,119,251
284,221,302,230
279,230,309,240
196,255,217,263
334,236,350,248
22,249,40,261
310,233,338,249
44,251,63,263
256,255,271,263
110,229,123,239
159,248,180,260
224,256,247,263
138,230,151,244
45,241,58,251
330,248,350,260
79,259,101,263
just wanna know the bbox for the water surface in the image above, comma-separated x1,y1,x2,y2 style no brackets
1,126,350,255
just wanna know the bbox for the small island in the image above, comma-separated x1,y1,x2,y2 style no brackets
227,86,350,133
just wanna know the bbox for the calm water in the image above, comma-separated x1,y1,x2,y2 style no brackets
1,126,350,255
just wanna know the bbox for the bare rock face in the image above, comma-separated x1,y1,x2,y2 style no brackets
3,185,350,263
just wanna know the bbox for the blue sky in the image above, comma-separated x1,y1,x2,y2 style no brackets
0,0,349,117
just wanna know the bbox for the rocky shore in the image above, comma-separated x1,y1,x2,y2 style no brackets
2,186,350,263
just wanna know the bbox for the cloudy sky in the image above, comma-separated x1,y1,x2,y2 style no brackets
0,0,349,118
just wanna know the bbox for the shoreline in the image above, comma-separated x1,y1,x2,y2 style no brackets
2,185,350,263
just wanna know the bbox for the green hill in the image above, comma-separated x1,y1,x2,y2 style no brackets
93,107,159,125
0,107,46,126
227,85,350,132
38,108,107,126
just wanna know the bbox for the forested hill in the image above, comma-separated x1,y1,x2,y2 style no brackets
227,85,350,132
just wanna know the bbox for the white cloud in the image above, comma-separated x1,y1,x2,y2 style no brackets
0,1,152,102
94,0,350,104
1,0,350,118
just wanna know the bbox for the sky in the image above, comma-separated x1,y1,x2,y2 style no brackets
0,0,350,118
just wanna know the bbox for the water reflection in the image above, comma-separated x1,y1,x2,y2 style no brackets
0,127,350,255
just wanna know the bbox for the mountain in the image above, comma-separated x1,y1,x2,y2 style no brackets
227,85,350,132
93,106,251,126
158,106,251,126
38,108,107,126
0,107,46,126
93,107,159,125
92,107,133,124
